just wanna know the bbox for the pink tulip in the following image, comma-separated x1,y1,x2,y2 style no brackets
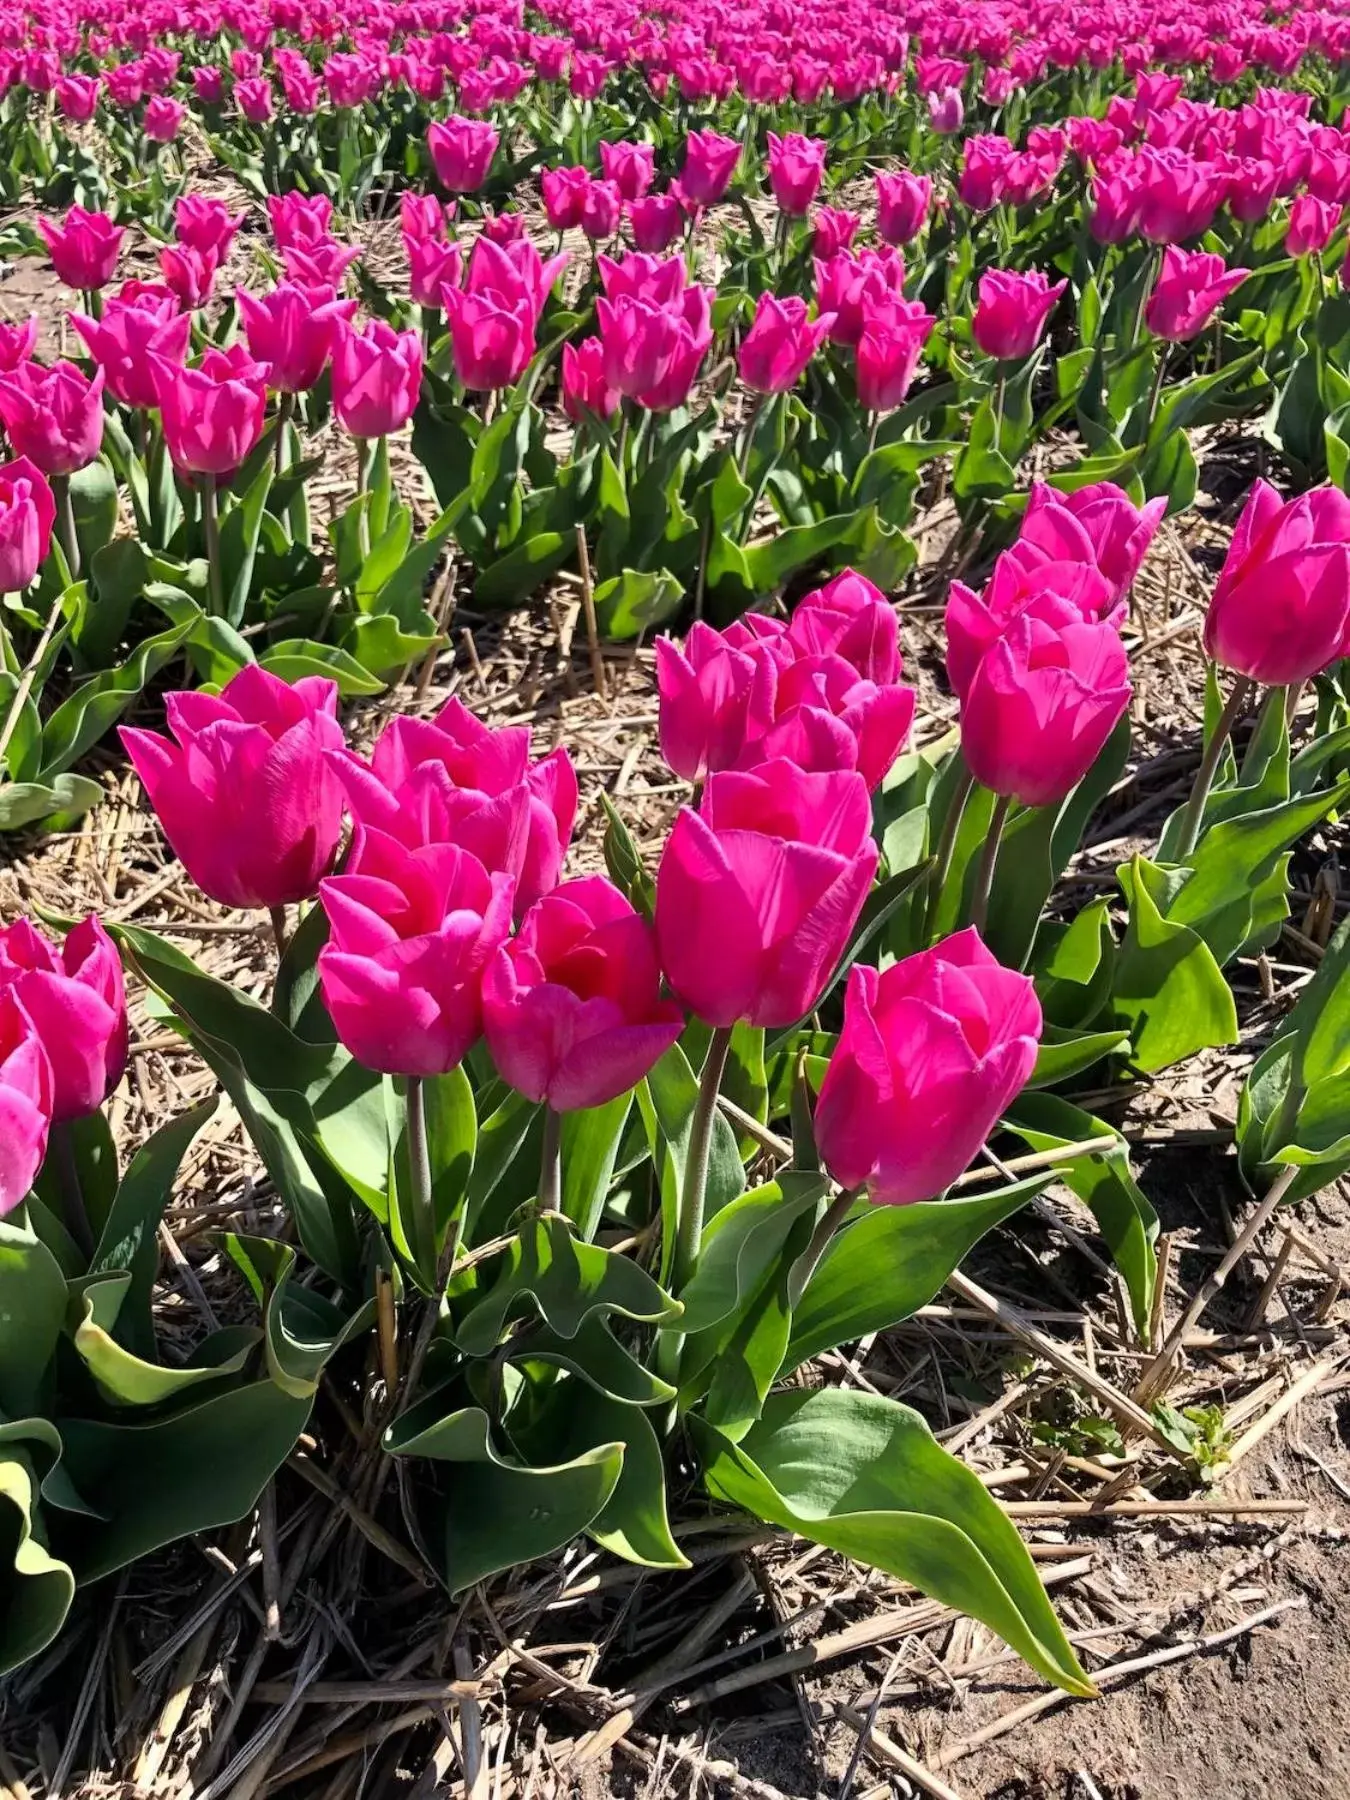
1089,164,1146,244
971,268,1067,361
812,206,860,259
960,611,1131,807
680,128,740,206
580,177,624,242
55,74,100,120
597,286,712,412
1286,194,1341,257
598,250,686,307
331,697,578,915
175,195,245,259
239,282,357,395
330,319,423,437
159,242,219,310
789,570,900,683
738,293,831,394
0,995,52,1218
857,296,935,412
407,235,462,308
561,337,620,423
443,286,535,391
400,192,456,243
482,211,527,247
654,760,878,1028
70,282,187,410
235,77,274,123
144,95,186,141
151,344,268,476
767,654,915,788
0,455,53,593
482,875,683,1110
655,619,781,782
0,317,38,373
946,546,1118,701
876,171,932,246
463,235,568,325
39,205,123,292
1228,158,1282,224
428,115,499,193
0,917,126,1122
281,238,362,290
600,139,656,202
267,191,333,251
542,165,591,231
960,136,1017,211
815,930,1041,1205
814,247,907,348
192,66,225,105
0,360,105,475
1136,150,1225,242
1019,481,1166,604
628,193,683,253
120,666,345,910
766,131,826,216
1204,480,1350,685
319,831,513,1078
927,88,964,135
1144,246,1249,342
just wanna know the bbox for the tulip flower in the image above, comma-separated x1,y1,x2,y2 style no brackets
561,337,620,423
598,286,712,412
483,876,683,1111
927,88,964,135
159,242,220,311
330,319,423,437
443,286,535,391
428,115,499,193
680,128,741,206
39,205,123,294
600,139,656,202
0,456,54,594
235,77,274,123
1228,159,1282,225
1286,194,1341,257
1204,480,1350,686
1144,246,1249,342
542,165,591,231
239,282,356,395
1136,150,1225,242
767,655,915,789
738,293,832,394
400,192,456,243
151,344,269,476
463,235,569,325
628,194,683,253
971,268,1067,362
580,178,624,242
281,239,362,290
1019,481,1166,604
959,611,1132,808
121,666,346,911
960,136,1018,211
655,619,781,782
876,171,932,246
267,191,333,250
813,206,860,258
814,247,907,348
332,697,578,915
144,95,186,141
598,251,686,307
0,995,52,1219
1089,164,1146,244
0,917,126,1123
175,196,246,260
814,931,1042,1206
55,74,100,121
70,283,189,410
482,212,527,247
0,360,105,476
319,830,514,1078
857,296,935,412
192,66,225,105
0,318,38,373
406,236,462,309
766,131,826,216
789,570,900,684
654,760,878,1028
946,547,1118,701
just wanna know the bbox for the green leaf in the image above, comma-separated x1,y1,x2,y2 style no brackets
37,618,194,780
218,458,275,627
0,773,103,833
593,567,683,638
226,1235,376,1400
68,458,119,564
0,1436,75,1677
513,1313,674,1407
678,1173,828,1336
259,640,384,698
1027,1024,1131,1089
700,1389,1092,1695
641,1042,746,1281
1113,856,1238,1072
561,1093,634,1241
474,532,573,608
0,1218,67,1418
72,1275,257,1405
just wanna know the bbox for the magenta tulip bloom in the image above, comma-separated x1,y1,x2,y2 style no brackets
39,206,123,292
738,293,832,394
815,931,1042,1206
72,283,190,410
56,74,100,121
267,191,333,251
789,570,900,684
235,77,274,123
175,195,245,259
598,250,687,307
768,655,915,789
407,236,462,309
332,697,578,916
580,178,624,242
120,667,345,910
1286,195,1340,257
927,88,964,135
0,317,38,373
428,115,499,193
1089,166,1146,245
0,360,105,476
0,455,54,593
1136,150,1225,243
1144,246,1249,342
654,760,878,1028
812,206,860,259
144,95,186,142
766,132,826,216
1204,480,1350,685
0,917,126,1123
960,612,1131,807
239,283,356,395
561,337,620,423
0,995,52,1218
971,268,1067,362
400,192,456,244
151,345,268,477
443,286,535,392
331,319,423,437
319,831,514,1078
876,170,932,246
483,876,683,1110
679,128,740,208
656,619,781,782
598,286,712,412
1019,481,1166,604
192,66,225,105
600,139,656,202
463,235,569,325
159,243,220,311
946,547,1117,701
814,248,907,348
542,165,592,231
628,194,683,253
857,297,935,412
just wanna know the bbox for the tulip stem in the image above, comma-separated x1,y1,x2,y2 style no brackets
1174,672,1255,860
539,1106,563,1213
969,792,1011,936
865,411,882,458
923,760,975,945
51,1122,94,1261
268,905,290,962
1143,344,1168,441
405,1074,435,1279
201,474,222,617
274,391,294,475
673,1025,734,1293
737,393,765,484
992,368,1007,458
51,474,79,581
793,1186,860,1298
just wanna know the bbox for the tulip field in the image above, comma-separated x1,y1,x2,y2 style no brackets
8,0,1350,1794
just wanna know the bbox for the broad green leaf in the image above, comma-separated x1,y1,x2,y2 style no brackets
259,640,384,697
72,1275,257,1406
677,1174,828,1336
1113,857,1238,1073
0,1219,67,1418
225,1235,376,1400
0,1441,75,1677
641,1041,746,1281
561,1093,633,1241
219,458,274,626
1027,1024,1131,1089
0,773,104,833
513,1313,675,1407
38,619,194,780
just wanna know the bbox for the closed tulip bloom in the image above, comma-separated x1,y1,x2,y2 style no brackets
814,247,907,348
235,77,274,123
1089,164,1146,244
39,205,123,292
159,242,220,311
463,235,569,325
927,87,964,135
628,193,683,253
144,95,186,141
72,282,185,408
1204,480,1350,685
400,191,456,243
239,282,356,395
598,250,686,306
1287,194,1341,257
960,611,1131,807
120,667,345,910
443,286,535,391
770,654,915,789
766,132,827,216
331,319,423,436
56,74,100,120
1137,151,1225,242
946,547,1118,700
281,238,362,290
680,127,740,206
1228,157,1282,224
192,66,225,105
597,287,712,411
542,164,592,231
857,296,935,412
814,932,1041,1206
600,139,656,202
267,191,333,251
319,830,513,1078
175,194,246,259
152,344,268,476
0,360,105,475
332,697,578,915
561,337,620,423
0,995,52,1218
0,317,38,373
0,917,126,1122
876,170,932,245
813,205,860,258
1144,246,1249,342
1019,481,1166,603
656,619,781,781
738,293,831,394
971,268,1067,361
407,235,462,308
0,456,54,593
428,115,499,193
483,875,684,1110
655,760,878,1028
789,569,900,684
580,178,624,242
481,211,527,247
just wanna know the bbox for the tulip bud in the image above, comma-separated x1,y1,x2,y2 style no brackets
738,292,831,395
0,917,126,1123
235,76,274,123
628,193,683,253
600,139,656,202
541,165,592,232
655,620,782,782
766,131,827,216
0,994,53,1218
1286,194,1340,257
38,205,123,292
0,360,105,475
159,242,220,311
428,115,499,193
927,87,964,135
814,247,907,348
1019,481,1166,604
151,344,269,476
144,95,186,141
680,128,741,206
876,170,932,246
443,286,535,391
580,177,624,242
1144,246,1248,342
331,319,423,436
175,195,245,260
856,296,934,412
812,205,860,258
971,268,1067,361
561,337,620,423
0,455,54,594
